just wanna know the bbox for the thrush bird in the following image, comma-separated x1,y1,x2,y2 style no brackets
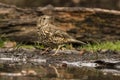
36,15,85,55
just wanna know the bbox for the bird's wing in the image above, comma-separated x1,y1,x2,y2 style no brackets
55,30,72,39
46,25,86,44
49,25,72,39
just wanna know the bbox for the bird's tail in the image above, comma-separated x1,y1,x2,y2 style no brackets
69,39,86,44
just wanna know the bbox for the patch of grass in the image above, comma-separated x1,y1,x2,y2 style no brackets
0,34,9,47
19,44,35,49
0,38,4,47
80,41,120,51
34,44,45,49
0,36,120,52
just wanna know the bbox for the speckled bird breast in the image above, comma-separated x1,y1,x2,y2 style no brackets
37,25,65,46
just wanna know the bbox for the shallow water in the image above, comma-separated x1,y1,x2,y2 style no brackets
0,58,120,80
0,48,120,80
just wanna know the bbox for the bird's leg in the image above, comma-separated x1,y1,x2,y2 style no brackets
41,47,50,54
52,44,65,56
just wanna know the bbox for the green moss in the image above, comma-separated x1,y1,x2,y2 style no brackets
0,37,120,52
0,39,4,47
80,41,120,51
19,44,35,49
0,34,9,47
34,44,45,49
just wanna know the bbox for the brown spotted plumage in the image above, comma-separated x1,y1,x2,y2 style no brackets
36,15,85,48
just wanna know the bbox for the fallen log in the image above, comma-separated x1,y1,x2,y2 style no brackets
0,3,119,43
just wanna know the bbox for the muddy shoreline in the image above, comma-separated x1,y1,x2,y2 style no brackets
0,48,120,79
0,48,119,64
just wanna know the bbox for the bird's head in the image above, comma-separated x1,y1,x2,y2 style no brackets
37,15,52,27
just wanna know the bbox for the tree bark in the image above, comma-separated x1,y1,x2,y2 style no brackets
0,3,119,43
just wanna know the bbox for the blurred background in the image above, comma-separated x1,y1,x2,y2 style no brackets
0,0,120,10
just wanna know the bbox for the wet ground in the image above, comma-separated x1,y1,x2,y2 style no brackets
0,1,119,79
0,48,120,80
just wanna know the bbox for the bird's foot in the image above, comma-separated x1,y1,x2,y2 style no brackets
51,45,64,56
51,53,60,56
41,48,49,55
51,49,60,56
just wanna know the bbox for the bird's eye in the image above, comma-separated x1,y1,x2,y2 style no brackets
43,18,46,20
